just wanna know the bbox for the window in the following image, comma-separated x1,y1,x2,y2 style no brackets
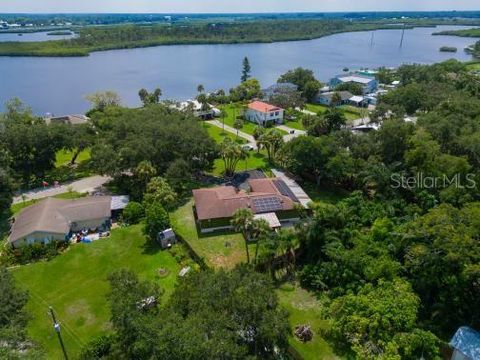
275,111,279,116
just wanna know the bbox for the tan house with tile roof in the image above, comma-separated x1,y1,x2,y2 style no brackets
8,196,113,248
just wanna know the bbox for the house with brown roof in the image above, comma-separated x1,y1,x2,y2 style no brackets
245,101,284,127
8,196,127,248
192,178,303,233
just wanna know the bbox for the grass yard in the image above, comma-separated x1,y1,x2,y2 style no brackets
218,104,258,135
205,123,273,176
467,61,480,71
11,225,180,359
205,123,246,145
305,103,328,114
211,150,272,176
277,283,340,360
283,119,306,131
305,103,364,122
171,199,256,269
55,148,91,167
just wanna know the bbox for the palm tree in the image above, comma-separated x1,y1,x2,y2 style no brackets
219,138,248,176
250,218,271,264
233,119,244,140
231,208,254,264
197,84,205,94
134,160,157,190
276,230,299,277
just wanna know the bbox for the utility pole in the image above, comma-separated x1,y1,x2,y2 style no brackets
49,306,69,360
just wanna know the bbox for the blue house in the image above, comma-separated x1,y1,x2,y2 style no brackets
450,326,480,360
329,74,378,95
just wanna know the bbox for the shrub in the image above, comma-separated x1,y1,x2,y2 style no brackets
143,201,170,241
79,334,114,360
1,241,69,266
122,201,145,224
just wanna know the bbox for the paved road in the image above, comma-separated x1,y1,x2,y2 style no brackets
13,175,111,204
276,125,307,142
206,120,257,148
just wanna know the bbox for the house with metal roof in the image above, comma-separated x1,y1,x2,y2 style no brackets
329,73,378,94
316,91,353,106
450,326,480,360
192,177,306,233
8,196,128,248
245,101,284,127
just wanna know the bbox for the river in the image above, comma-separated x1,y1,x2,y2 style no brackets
0,25,477,115
0,31,75,42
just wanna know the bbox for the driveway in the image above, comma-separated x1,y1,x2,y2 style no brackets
276,125,307,142
13,175,111,204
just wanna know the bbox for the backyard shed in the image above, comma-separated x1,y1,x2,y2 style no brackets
157,228,177,249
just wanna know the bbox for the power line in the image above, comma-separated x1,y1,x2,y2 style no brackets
49,306,69,360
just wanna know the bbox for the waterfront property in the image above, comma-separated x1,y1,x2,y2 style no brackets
44,114,90,125
262,82,299,99
245,101,284,126
316,91,353,106
193,176,308,233
173,99,218,119
329,73,378,94
8,196,128,248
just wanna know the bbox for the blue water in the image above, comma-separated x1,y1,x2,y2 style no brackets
0,31,75,42
0,25,477,115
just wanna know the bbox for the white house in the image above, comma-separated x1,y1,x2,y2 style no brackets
175,100,215,119
245,101,284,127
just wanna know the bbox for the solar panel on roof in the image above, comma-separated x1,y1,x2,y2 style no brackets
251,197,283,213
273,179,299,202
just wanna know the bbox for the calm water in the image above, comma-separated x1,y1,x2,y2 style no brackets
0,31,75,42
0,25,477,115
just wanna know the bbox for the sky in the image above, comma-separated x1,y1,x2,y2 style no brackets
0,0,479,14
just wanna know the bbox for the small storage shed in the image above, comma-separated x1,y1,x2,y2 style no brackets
157,228,177,249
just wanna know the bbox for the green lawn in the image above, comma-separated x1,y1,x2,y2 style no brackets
277,283,340,360
11,225,180,359
211,150,272,176
55,149,91,167
205,123,273,176
171,199,257,269
283,118,306,131
467,61,480,71
305,103,364,122
305,103,328,114
218,104,259,135
205,123,246,145
11,191,87,215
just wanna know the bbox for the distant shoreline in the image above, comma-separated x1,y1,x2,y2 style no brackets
0,19,479,57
